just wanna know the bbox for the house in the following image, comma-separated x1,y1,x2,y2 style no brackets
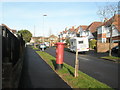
97,14,120,43
67,26,77,38
96,14,120,52
78,25,88,37
59,29,68,43
30,37,44,44
59,32,63,42
86,22,102,40
49,34,58,46
59,26,82,43
74,26,80,37
44,37,49,42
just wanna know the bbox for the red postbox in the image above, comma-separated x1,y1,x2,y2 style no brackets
56,42,64,70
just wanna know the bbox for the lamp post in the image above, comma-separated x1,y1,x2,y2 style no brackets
43,14,47,43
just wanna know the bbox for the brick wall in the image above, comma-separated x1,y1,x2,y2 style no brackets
97,43,118,52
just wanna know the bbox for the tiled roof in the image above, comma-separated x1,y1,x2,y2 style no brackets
32,37,43,39
69,26,75,32
80,25,88,30
87,22,102,33
63,30,68,34
102,14,120,32
49,34,58,38
74,26,80,33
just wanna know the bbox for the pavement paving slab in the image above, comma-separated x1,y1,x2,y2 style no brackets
18,47,71,88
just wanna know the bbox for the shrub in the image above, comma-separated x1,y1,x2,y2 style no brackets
89,39,97,49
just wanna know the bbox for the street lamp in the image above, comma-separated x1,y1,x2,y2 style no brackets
43,14,47,43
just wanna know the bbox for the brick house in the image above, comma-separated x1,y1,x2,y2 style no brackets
67,26,77,38
74,26,80,37
30,37,44,44
86,22,102,40
59,26,78,43
97,14,120,43
59,29,68,43
78,25,89,37
97,14,120,52
49,34,58,46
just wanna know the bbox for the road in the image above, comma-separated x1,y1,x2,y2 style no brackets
45,47,119,89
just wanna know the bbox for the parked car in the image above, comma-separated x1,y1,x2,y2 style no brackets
112,46,119,53
39,44,47,51
44,42,50,47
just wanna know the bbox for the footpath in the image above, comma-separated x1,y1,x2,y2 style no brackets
18,46,71,88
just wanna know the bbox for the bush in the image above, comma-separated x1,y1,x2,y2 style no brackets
89,39,97,49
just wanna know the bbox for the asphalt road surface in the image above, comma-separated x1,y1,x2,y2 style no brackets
19,47,71,88
45,47,119,89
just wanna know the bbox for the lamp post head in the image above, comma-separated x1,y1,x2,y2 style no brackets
43,15,47,16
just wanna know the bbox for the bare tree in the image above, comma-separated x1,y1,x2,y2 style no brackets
97,3,118,56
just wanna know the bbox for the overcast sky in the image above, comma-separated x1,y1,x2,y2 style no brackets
0,1,118,37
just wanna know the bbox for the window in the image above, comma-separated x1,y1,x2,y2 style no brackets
78,41,83,44
102,38,106,43
71,42,73,45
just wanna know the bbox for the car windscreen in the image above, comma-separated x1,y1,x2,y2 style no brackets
78,41,83,44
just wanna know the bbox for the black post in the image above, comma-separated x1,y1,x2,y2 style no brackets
56,64,63,70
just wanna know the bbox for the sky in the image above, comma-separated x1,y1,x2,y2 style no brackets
0,1,118,37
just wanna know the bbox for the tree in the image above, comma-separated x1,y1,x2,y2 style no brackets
97,3,118,56
65,38,70,48
18,30,32,43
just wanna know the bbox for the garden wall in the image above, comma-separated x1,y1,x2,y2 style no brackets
97,43,118,53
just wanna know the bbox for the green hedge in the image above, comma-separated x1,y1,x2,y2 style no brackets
89,39,97,49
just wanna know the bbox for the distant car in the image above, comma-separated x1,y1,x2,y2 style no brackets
39,44,47,51
44,42,50,47
112,46,119,53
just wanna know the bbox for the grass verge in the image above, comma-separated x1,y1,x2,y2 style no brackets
30,46,39,50
101,56,120,62
36,50,112,89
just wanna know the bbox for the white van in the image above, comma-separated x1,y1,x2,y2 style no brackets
69,37,89,52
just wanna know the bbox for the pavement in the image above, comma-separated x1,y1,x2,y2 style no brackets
18,46,71,88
